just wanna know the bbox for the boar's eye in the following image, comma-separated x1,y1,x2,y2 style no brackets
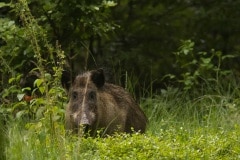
72,91,78,100
88,91,96,100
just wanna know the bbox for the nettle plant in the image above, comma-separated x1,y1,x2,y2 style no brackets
4,68,66,117
0,0,67,136
172,40,236,91
1,61,67,137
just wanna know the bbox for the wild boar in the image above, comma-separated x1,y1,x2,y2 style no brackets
61,69,147,136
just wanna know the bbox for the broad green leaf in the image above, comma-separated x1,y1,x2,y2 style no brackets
22,87,31,92
36,107,45,119
8,78,15,84
0,2,10,8
34,79,44,87
16,110,27,119
39,86,45,94
17,93,25,101
103,1,117,7
222,54,236,60
201,57,211,64
44,73,52,81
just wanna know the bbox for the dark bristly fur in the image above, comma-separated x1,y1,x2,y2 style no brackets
62,69,147,136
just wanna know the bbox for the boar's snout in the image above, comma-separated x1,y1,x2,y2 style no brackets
79,112,91,125
73,112,92,126
73,112,93,135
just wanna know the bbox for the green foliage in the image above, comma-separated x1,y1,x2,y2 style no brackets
5,128,239,159
5,86,240,159
0,115,6,160
171,40,236,90
0,0,117,86
1,1,240,159
2,0,240,94
0,0,67,139
100,0,240,90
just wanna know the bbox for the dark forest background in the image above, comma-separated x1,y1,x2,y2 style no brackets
1,0,240,97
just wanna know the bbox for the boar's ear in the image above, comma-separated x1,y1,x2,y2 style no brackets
61,70,73,91
91,69,105,88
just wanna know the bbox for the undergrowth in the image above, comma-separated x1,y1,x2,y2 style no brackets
4,93,240,159
1,1,240,159
3,83,240,159
6,125,240,160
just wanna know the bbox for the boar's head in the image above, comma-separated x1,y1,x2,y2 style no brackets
62,69,104,136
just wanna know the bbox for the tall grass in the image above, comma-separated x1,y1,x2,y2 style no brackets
0,115,7,160
4,79,240,159
144,80,240,135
